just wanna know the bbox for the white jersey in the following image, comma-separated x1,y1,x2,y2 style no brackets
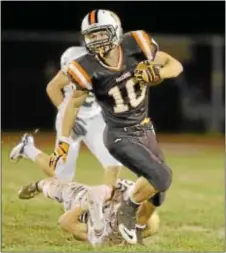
42,177,134,246
43,177,134,213
41,178,91,212
60,47,101,119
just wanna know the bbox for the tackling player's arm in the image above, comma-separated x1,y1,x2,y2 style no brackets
61,89,88,138
49,59,91,170
49,89,88,170
46,70,70,108
58,206,88,241
46,47,88,108
59,58,92,138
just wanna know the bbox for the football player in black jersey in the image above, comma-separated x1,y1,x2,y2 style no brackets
50,9,183,244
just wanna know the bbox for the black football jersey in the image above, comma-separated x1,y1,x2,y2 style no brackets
67,30,159,127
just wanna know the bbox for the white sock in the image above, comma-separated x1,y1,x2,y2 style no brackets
24,145,42,162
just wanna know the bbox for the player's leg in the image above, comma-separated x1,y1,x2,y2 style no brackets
135,195,162,243
18,177,68,201
83,113,122,189
136,201,155,228
104,120,172,243
9,132,81,179
10,133,55,176
142,210,160,238
130,153,166,231
10,108,81,179
18,177,88,241
136,191,165,228
129,122,166,206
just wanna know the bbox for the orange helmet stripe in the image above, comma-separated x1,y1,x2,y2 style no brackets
89,10,97,24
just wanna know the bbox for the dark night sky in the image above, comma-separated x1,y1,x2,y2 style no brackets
2,1,225,34
1,1,225,132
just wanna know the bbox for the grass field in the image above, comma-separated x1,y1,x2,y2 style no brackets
2,133,225,252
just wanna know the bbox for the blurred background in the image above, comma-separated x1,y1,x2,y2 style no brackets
2,1,225,134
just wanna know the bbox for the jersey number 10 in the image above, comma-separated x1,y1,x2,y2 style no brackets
108,78,147,113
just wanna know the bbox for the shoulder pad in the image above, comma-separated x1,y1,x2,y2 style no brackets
61,46,87,74
122,32,141,55
124,30,159,60
67,55,93,91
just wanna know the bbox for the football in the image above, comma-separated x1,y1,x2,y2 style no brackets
135,61,164,86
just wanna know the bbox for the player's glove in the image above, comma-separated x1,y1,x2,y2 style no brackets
134,60,162,85
49,137,70,171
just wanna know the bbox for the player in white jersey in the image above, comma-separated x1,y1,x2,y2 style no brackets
11,134,160,246
10,133,158,245
18,177,160,247
18,177,113,246
47,46,121,186
10,46,122,191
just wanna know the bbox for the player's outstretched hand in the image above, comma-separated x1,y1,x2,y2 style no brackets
49,138,70,171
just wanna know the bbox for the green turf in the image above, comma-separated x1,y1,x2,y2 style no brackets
2,141,225,252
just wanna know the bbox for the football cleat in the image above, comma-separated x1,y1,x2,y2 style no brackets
9,133,34,162
117,200,137,244
18,182,40,199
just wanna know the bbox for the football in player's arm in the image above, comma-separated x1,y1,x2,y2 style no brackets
134,50,183,86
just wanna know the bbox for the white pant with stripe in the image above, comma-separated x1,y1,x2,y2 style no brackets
55,110,122,180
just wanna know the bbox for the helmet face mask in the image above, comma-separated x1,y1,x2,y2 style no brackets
83,26,117,55
81,10,123,56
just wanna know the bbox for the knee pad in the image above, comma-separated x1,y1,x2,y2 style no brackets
159,164,172,192
149,192,166,207
146,162,172,192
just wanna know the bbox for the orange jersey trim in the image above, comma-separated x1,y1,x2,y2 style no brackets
131,31,154,60
68,60,92,90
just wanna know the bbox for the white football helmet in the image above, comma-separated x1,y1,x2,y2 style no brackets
81,9,123,55
60,46,87,74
